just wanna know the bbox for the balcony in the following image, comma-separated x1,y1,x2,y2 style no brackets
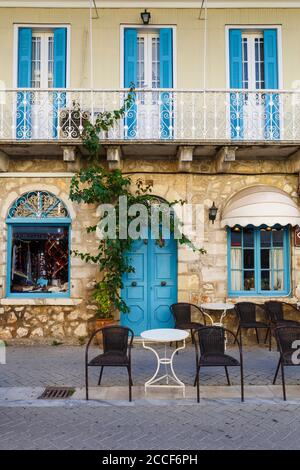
0,89,300,161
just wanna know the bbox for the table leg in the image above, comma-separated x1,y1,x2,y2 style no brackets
142,340,186,396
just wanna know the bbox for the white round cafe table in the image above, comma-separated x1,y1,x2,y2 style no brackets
141,328,189,397
200,303,235,327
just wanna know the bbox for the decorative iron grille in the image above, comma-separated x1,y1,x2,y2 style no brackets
8,191,69,219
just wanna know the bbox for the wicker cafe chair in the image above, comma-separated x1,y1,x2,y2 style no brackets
85,325,134,402
234,302,271,347
264,301,300,351
170,302,206,346
273,326,300,401
193,326,244,403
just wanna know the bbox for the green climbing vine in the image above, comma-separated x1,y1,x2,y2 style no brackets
69,87,205,317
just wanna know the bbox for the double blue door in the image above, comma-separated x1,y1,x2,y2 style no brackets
121,236,177,336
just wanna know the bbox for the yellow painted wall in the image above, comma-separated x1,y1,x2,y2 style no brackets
0,7,300,89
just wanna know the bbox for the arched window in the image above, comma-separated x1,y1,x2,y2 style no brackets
6,191,71,298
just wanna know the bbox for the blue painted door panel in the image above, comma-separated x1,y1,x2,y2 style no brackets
150,237,176,330
121,235,177,335
121,240,148,335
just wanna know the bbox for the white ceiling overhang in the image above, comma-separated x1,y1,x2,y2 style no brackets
2,1,300,9
221,186,300,228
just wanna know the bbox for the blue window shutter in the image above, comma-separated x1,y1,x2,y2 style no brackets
264,29,278,89
229,29,243,89
53,28,67,138
18,28,32,87
124,28,137,87
124,28,137,138
54,28,67,88
264,29,279,139
160,28,173,88
229,29,243,139
17,28,32,139
160,28,173,139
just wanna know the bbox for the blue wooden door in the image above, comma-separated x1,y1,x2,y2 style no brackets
121,235,177,335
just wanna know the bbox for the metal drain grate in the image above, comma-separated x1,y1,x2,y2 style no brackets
38,386,75,400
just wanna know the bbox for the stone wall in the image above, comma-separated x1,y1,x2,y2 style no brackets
0,304,96,341
0,163,300,343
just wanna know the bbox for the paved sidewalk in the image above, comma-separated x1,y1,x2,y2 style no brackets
1,343,300,450
1,343,300,388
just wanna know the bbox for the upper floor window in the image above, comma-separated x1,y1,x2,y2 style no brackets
6,191,71,298
17,26,67,89
242,32,265,90
31,31,54,88
137,31,160,89
228,226,290,296
123,27,174,139
228,27,280,140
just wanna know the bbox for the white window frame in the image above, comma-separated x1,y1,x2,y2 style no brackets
120,24,177,89
31,31,54,89
225,25,283,90
137,31,161,89
13,23,71,89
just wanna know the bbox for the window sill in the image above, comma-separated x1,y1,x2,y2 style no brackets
0,298,83,306
226,296,298,303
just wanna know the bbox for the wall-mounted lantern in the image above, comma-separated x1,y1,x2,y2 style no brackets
208,202,218,224
141,9,151,25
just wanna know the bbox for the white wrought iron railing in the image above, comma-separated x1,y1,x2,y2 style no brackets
0,88,300,142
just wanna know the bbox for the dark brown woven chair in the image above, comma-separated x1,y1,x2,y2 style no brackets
273,326,300,401
85,325,134,402
234,302,270,347
170,302,206,346
193,326,244,403
264,301,300,351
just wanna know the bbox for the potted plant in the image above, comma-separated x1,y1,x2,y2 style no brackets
91,281,116,344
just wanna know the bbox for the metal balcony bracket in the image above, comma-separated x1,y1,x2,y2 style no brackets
214,146,237,173
0,150,9,172
177,146,194,171
107,145,122,170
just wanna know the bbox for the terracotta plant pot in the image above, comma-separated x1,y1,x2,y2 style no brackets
94,318,117,346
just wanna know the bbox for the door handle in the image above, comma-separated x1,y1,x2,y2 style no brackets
131,281,137,287
161,281,167,286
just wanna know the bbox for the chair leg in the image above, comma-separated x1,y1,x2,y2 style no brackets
127,365,132,402
281,362,287,401
225,366,231,386
191,329,194,344
255,328,260,344
264,328,270,345
98,366,104,386
196,364,201,403
273,358,281,385
85,364,89,401
269,327,272,352
234,326,240,344
240,363,244,403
